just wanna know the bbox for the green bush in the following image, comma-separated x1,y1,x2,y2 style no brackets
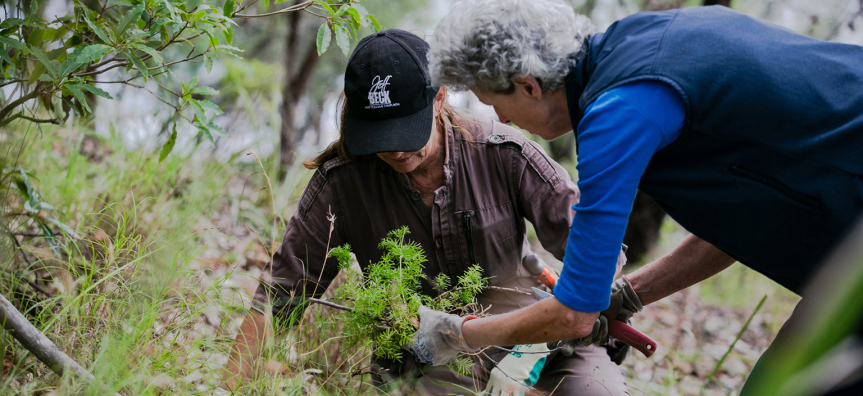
328,226,487,374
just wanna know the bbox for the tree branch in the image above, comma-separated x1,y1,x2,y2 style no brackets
233,1,313,19
0,79,27,88
123,82,179,110
71,61,129,77
1,113,62,126
0,292,122,394
0,89,40,125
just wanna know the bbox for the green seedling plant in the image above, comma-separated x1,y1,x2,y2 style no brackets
328,226,487,375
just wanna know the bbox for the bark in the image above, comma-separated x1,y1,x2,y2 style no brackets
278,4,322,180
0,292,93,380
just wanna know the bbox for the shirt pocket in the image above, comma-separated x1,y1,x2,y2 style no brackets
456,200,520,285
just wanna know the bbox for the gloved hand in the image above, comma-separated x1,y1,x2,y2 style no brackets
549,276,643,356
483,344,549,396
404,306,478,365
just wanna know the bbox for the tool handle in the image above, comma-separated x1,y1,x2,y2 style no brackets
609,320,658,358
523,254,558,288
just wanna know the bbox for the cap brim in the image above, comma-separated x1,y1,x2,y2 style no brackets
345,104,434,156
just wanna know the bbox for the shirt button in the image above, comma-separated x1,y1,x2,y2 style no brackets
489,135,502,143
412,191,421,200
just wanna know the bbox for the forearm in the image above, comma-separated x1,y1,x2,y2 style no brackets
628,234,736,305
222,310,270,390
462,297,599,348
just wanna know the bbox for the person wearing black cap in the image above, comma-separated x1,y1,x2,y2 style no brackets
221,29,631,395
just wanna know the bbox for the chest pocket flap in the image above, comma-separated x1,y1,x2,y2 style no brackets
486,133,563,190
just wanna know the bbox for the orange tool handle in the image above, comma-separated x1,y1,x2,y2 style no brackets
523,254,558,288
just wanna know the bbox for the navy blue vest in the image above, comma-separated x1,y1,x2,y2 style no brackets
565,6,863,294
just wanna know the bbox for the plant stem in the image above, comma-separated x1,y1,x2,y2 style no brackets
308,297,352,312
703,294,767,391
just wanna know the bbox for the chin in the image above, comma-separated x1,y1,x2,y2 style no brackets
390,162,418,173
535,127,571,141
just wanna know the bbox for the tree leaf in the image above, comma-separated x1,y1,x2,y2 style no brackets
37,221,64,258
313,0,335,16
0,18,27,29
334,4,349,17
352,4,369,18
223,0,235,17
130,43,163,64
366,15,382,33
225,26,233,44
106,0,134,7
316,22,332,56
206,122,225,134
345,7,361,24
42,214,81,239
334,24,350,57
116,4,145,40
186,76,199,93
159,122,178,162
198,99,222,114
127,51,149,78
58,58,81,77
215,44,243,53
13,178,31,202
82,13,112,45
149,17,167,36
0,47,12,65
204,53,213,73
197,124,214,143
73,83,113,100
27,29,49,47
29,62,46,84
190,99,207,123
76,44,113,63
159,25,170,46
30,46,59,78
62,83,91,113
191,86,218,96
0,36,31,54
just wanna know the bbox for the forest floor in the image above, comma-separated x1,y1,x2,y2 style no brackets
0,127,799,395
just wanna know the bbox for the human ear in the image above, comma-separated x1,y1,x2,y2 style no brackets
511,75,543,100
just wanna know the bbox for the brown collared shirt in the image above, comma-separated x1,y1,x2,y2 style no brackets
253,118,585,318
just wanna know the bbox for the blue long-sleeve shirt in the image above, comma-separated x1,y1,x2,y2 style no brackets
554,80,685,312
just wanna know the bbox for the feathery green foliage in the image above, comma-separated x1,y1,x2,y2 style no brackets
329,226,487,371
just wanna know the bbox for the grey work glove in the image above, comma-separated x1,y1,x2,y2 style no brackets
549,276,643,356
404,306,478,366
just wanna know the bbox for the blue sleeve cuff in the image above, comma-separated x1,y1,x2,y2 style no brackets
554,278,611,312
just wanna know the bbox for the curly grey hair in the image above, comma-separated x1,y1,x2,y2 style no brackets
429,0,596,93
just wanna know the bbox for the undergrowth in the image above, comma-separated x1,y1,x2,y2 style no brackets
330,226,487,375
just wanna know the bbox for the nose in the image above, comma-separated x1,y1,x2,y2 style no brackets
494,107,511,124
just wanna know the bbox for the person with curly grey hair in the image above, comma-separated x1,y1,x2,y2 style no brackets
409,1,863,394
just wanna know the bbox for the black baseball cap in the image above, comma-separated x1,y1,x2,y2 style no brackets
344,29,438,156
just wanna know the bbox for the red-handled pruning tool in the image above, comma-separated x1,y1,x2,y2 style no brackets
524,254,658,358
